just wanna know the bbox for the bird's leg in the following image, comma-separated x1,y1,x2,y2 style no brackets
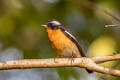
70,53,75,65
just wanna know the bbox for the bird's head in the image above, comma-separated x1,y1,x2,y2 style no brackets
41,20,62,30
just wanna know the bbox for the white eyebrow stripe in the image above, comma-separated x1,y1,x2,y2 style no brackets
64,30,76,40
51,21,61,25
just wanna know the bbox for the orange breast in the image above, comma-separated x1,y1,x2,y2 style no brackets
47,29,73,51
46,29,80,57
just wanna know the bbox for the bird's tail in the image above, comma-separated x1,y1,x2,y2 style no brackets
86,69,93,73
77,46,93,73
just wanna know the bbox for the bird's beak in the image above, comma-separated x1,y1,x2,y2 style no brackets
41,25,47,28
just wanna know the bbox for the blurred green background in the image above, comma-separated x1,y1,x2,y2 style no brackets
0,0,120,80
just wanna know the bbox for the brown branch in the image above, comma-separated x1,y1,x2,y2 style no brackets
0,54,120,77
103,10,120,22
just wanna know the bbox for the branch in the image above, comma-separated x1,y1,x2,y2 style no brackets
0,54,120,77
92,54,120,63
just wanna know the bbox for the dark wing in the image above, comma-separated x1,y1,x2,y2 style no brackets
60,28,86,57
60,27,93,73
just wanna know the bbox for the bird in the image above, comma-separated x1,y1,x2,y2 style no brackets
41,20,92,73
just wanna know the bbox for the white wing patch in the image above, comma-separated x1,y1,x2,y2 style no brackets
64,30,76,40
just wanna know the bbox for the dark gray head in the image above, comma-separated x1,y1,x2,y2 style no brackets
41,20,62,30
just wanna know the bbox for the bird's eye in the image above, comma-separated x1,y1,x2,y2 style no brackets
47,23,56,29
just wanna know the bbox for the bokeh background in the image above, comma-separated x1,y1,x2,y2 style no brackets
0,0,120,80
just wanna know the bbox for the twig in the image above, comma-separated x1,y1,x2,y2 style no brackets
105,24,120,27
